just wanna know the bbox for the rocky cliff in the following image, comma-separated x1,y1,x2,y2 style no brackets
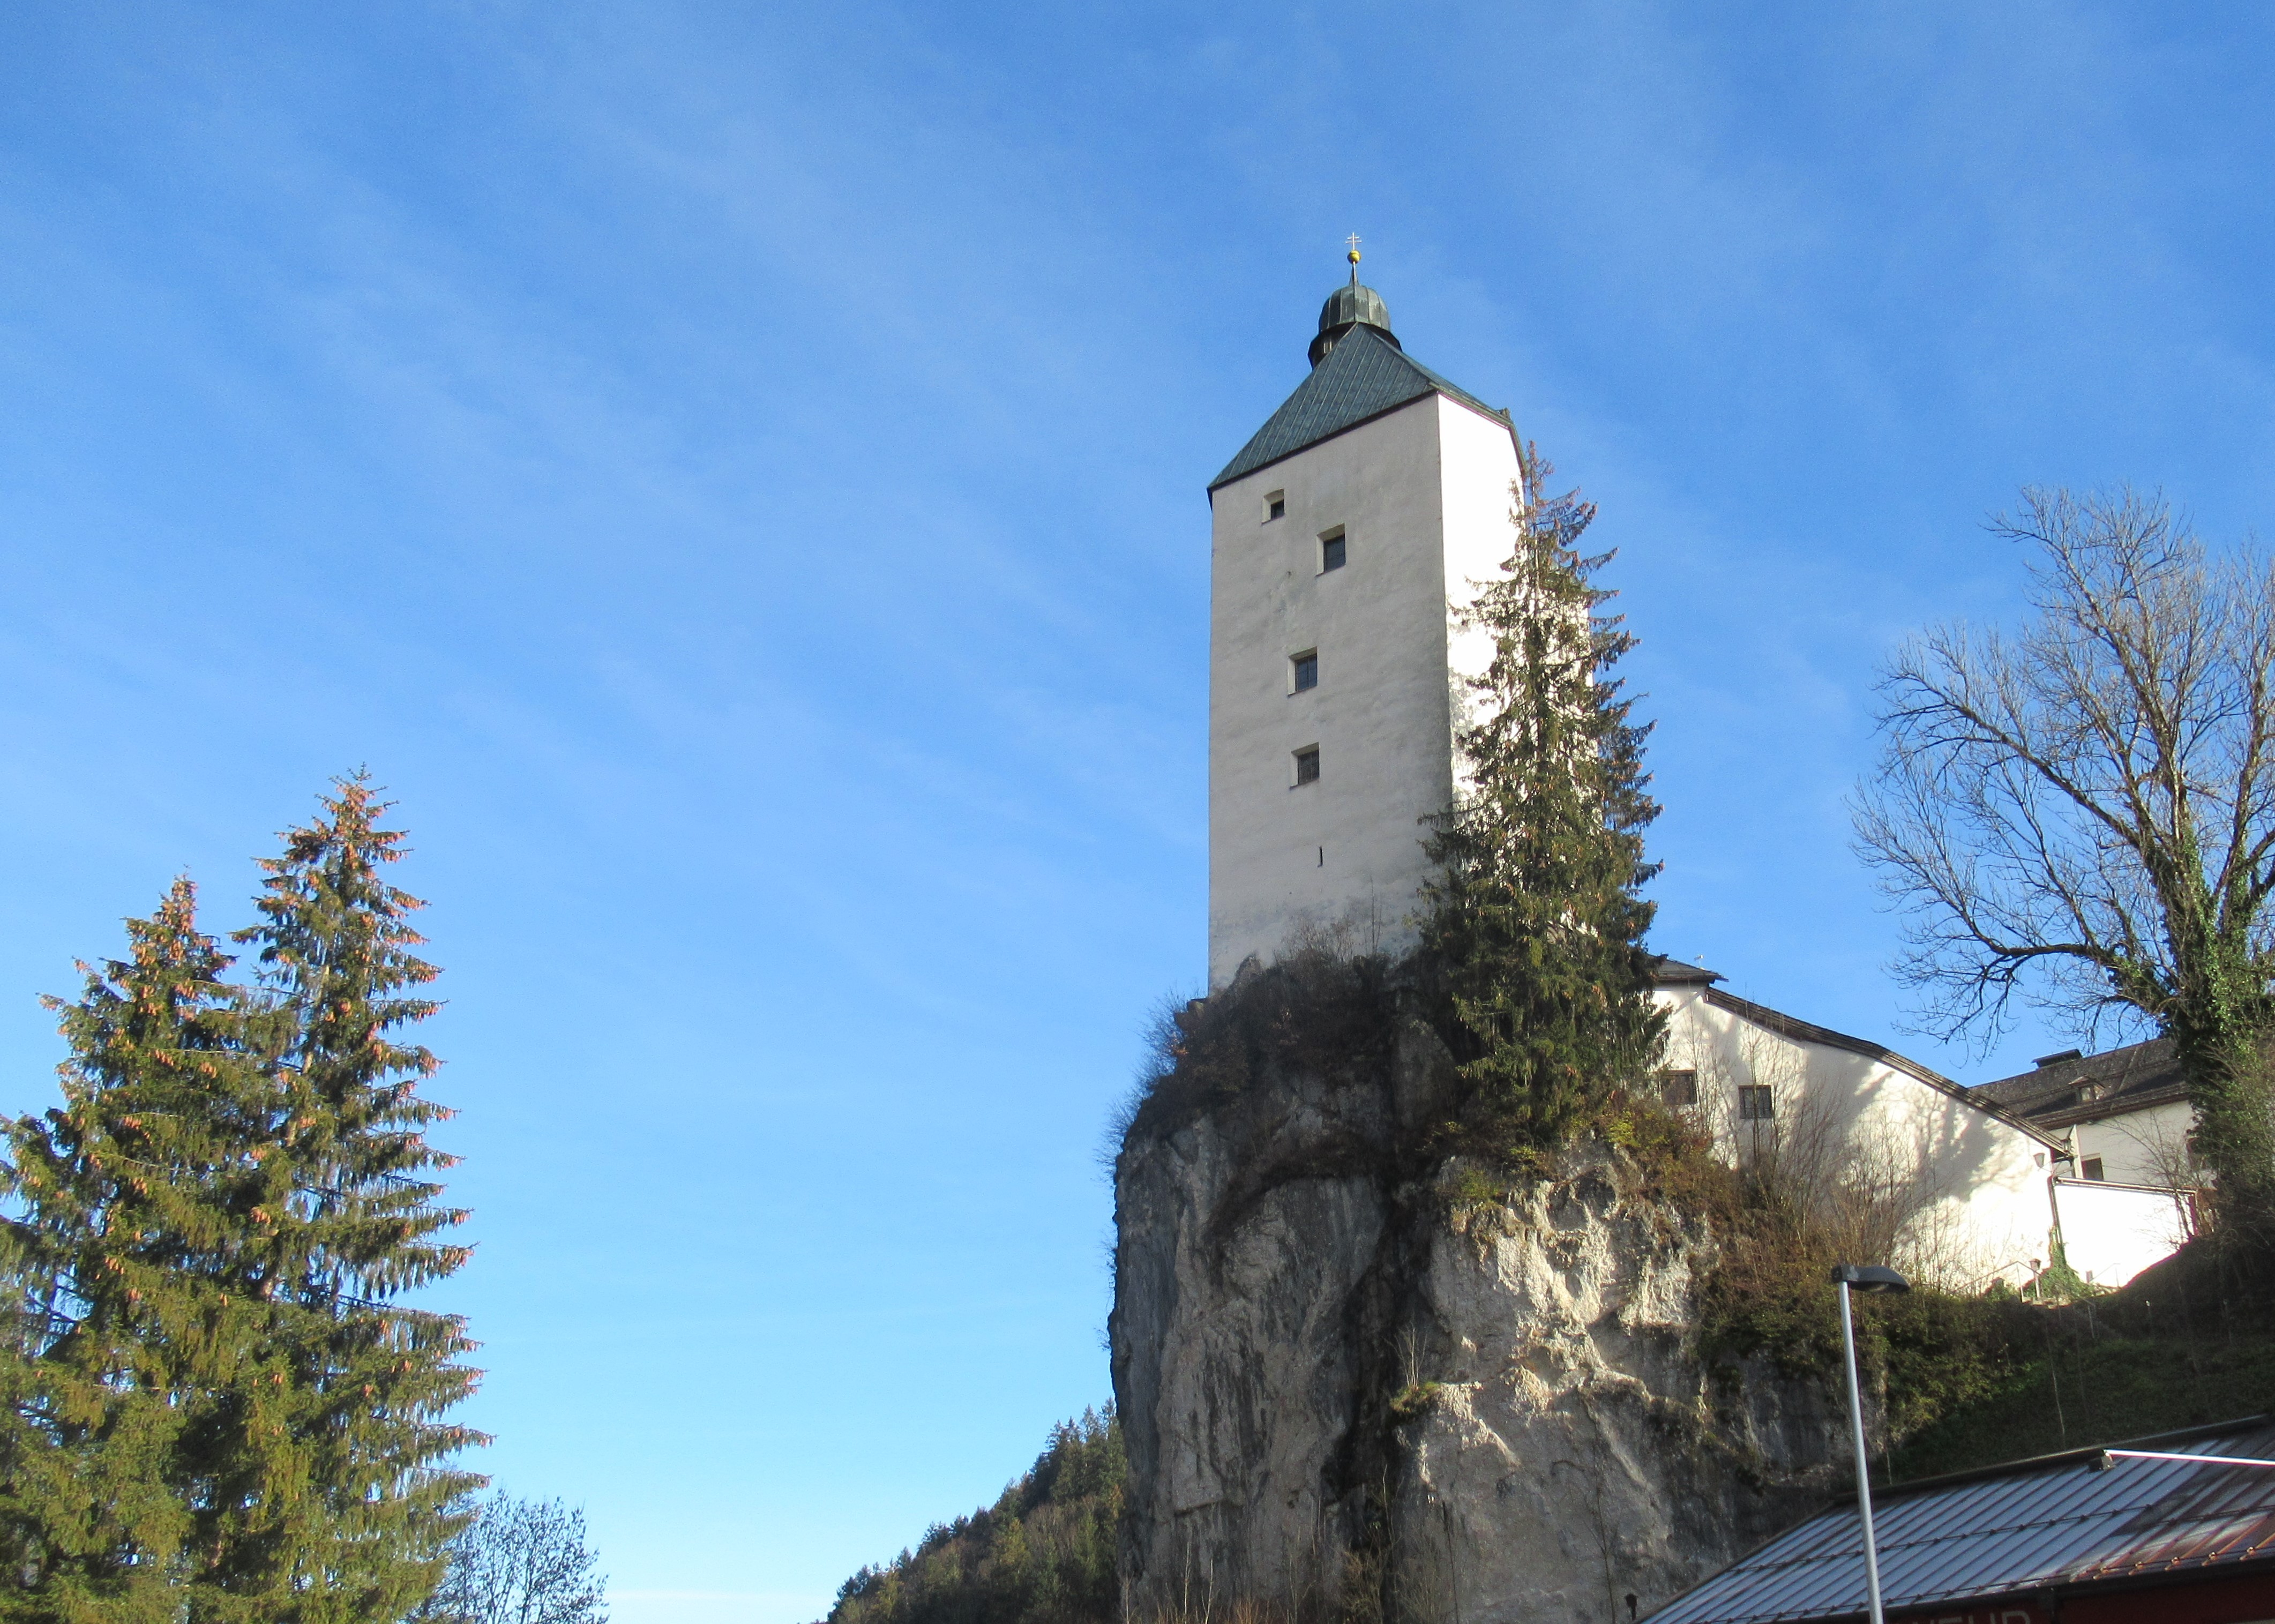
1111,987,1845,1624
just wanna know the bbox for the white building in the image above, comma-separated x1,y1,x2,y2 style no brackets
1207,264,1522,985
1653,961,2062,1290
1977,1039,2200,1285
1978,1039,2196,1190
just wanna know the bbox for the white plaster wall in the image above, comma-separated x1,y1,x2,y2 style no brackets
2061,1099,2196,1189
1206,394,1522,985
1655,987,2056,1288
1436,394,1526,743
2048,1177,2191,1288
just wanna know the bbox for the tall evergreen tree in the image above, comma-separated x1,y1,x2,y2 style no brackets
1420,446,1665,1147
0,780,481,1623
0,879,271,1621
201,775,481,1621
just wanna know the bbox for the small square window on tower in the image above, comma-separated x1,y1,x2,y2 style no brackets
1264,490,1286,522
2082,1157,2105,1181
1292,746,1321,786
1737,1084,1775,1122
1291,650,1318,692
1320,528,1346,572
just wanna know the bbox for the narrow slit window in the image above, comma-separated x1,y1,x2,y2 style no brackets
1737,1085,1775,1121
1320,529,1346,571
1265,490,1286,522
1293,746,1321,786
1291,650,1319,692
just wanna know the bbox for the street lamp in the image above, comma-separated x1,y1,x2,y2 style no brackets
1831,1263,1910,1624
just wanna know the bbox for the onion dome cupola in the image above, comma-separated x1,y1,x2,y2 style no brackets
1309,245,1400,367
1211,240,1513,493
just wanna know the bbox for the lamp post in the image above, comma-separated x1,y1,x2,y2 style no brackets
1831,1263,1910,1624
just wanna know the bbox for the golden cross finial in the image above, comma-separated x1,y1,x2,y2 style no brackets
1345,232,1361,283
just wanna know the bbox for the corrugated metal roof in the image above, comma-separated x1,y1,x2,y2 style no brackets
1646,1419,2275,1623
1208,327,1510,491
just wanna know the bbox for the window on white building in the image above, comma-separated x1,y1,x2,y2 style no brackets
1292,650,1318,692
1657,1068,1697,1107
1320,528,1346,572
2082,1157,2105,1181
1738,1085,1775,1121
1293,746,1320,786
1265,490,1286,521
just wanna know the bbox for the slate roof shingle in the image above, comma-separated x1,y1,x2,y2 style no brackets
1209,327,1513,491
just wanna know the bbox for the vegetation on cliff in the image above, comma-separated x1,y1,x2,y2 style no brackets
1611,1087,2275,1481
1132,951,2275,1501
822,1409,1122,1624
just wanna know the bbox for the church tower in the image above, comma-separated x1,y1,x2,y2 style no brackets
1207,253,1524,985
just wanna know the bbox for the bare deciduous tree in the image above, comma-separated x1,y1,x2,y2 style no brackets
421,1493,608,1624
1854,486,2275,1214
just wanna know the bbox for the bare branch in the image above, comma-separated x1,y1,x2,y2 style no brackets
1857,488,2275,1040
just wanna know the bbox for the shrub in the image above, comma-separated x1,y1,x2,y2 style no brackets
1123,947,1403,1144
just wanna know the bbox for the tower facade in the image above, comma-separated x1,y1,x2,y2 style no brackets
1207,273,1523,985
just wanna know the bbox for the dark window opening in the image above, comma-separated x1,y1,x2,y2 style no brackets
2082,1157,2105,1181
1266,490,1286,521
1737,1085,1775,1122
1657,1068,1697,1108
1321,532,1346,571
1293,747,1320,786
1292,651,1318,692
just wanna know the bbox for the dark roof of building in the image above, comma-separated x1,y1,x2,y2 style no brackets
1978,1037,2187,1130
1645,1417,2275,1624
1648,955,1726,987
1209,326,1511,491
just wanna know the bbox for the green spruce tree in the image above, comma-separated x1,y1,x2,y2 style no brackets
1420,446,1665,1148
0,780,481,1624
0,879,272,1622
198,775,481,1621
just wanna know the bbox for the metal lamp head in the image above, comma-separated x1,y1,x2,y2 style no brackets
1831,1263,1911,1294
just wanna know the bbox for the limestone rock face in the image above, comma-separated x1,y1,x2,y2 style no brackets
1111,1028,1840,1623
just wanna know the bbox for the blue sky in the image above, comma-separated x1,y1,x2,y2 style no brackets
3,4,2273,1621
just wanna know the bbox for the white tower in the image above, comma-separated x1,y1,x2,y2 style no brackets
1207,257,1524,985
